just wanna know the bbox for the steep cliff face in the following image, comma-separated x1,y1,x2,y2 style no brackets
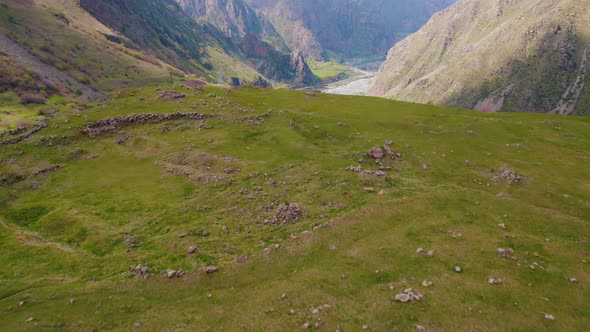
176,0,288,52
79,0,262,82
257,51,317,85
80,0,212,73
176,0,318,85
247,0,455,61
370,0,590,115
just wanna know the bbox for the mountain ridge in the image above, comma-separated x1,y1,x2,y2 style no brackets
176,0,318,85
370,0,590,115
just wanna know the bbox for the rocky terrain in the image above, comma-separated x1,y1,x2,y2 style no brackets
0,32,102,102
79,0,240,75
176,0,318,85
370,0,590,115
246,0,455,60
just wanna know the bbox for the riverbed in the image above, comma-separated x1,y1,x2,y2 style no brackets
321,67,377,96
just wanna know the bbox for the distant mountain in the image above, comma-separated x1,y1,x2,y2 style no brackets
246,0,455,61
80,0,232,74
176,0,317,85
370,0,590,115
176,0,288,52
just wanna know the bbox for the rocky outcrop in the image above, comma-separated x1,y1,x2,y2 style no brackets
176,0,317,85
289,51,317,84
0,121,47,145
177,0,288,52
81,113,213,137
80,0,252,75
257,51,318,85
0,33,102,102
370,0,590,115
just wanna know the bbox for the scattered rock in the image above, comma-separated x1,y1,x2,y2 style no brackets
32,165,64,177
264,203,302,225
496,248,517,260
363,187,375,193
487,277,503,285
187,246,198,254
205,266,218,274
157,90,186,101
0,121,47,146
492,169,522,184
421,280,433,287
166,269,184,278
498,223,506,229
236,255,248,264
303,322,311,329
345,165,362,172
130,264,150,278
375,170,388,177
223,168,241,175
82,112,212,137
467,130,477,136
416,325,426,332
544,313,555,321
416,248,425,254
394,288,424,303
422,164,429,170
263,243,281,255
426,250,435,257
366,147,385,159
116,134,134,144
455,266,462,273
569,277,578,283
394,293,411,303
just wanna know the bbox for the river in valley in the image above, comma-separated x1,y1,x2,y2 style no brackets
320,66,378,96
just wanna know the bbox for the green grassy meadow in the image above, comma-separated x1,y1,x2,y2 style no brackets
0,85,589,330
308,61,349,80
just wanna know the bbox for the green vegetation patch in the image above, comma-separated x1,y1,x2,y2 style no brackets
0,85,588,330
4,205,51,227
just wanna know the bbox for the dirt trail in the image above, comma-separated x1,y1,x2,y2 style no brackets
0,32,103,101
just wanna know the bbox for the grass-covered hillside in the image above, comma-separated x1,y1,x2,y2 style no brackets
0,85,589,330
0,0,174,92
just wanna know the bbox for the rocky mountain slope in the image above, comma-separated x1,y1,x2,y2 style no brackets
176,0,318,85
0,0,264,98
370,0,590,115
246,0,455,61
0,0,176,94
79,0,258,78
176,0,288,52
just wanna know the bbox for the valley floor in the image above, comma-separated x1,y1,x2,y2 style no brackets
0,86,589,330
